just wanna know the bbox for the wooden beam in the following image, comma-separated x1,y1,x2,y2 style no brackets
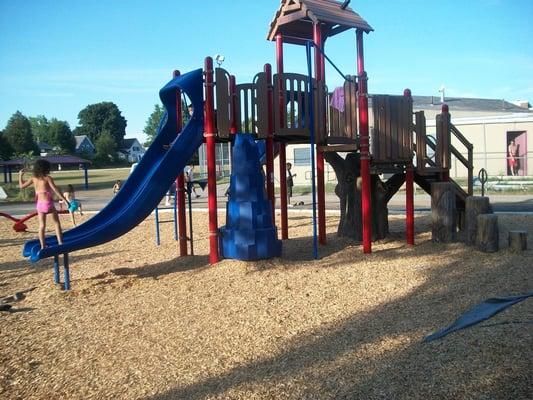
318,144,359,152
277,10,308,26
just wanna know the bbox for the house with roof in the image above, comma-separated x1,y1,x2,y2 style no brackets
37,141,55,156
75,135,96,156
118,138,145,163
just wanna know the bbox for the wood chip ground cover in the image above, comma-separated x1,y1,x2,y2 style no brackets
0,212,531,399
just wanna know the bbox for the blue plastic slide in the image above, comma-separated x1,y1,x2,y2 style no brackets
23,69,205,262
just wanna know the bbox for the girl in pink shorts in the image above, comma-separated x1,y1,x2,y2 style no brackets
19,159,70,250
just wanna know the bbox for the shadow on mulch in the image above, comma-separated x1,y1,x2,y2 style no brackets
108,255,210,280
143,248,531,400
0,237,26,247
2,307,35,314
0,252,120,283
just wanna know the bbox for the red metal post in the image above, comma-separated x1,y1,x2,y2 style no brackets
356,30,372,253
404,89,415,245
173,70,188,256
264,64,276,222
204,57,219,263
279,144,288,239
313,23,327,245
276,33,289,239
406,165,414,245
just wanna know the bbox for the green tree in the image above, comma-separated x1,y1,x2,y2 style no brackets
94,130,117,161
143,104,165,146
3,111,38,155
29,115,51,143
0,131,14,160
75,102,127,148
48,119,75,153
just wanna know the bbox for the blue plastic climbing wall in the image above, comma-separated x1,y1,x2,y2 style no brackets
219,134,282,260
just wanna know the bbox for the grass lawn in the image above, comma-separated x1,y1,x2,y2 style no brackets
1,168,233,203
1,168,131,203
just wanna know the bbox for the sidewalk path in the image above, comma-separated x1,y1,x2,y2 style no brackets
1,183,531,217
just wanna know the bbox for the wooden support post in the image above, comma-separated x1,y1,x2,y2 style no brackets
431,182,456,243
508,231,527,252
476,214,499,253
465,196,492,246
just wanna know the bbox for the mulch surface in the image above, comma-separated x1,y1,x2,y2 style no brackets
0,211,531,399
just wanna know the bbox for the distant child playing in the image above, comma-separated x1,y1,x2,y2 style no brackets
19,159,70,250
61,184,83,226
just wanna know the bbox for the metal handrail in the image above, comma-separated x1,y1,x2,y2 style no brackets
307,41,356,84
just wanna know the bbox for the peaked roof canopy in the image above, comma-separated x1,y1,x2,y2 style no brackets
267,0,373,45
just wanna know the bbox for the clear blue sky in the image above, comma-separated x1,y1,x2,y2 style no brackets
1,0,531,143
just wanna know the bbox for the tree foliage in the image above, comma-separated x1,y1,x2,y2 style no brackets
3,111,38,155
48,119,75,153
143,104,165,146
94,130,117,161
0,131,14,160
75,102,127,148
29,115,51,143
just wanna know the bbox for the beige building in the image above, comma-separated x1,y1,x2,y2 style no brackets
278,96,532,185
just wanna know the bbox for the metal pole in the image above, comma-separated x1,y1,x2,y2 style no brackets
154,206,160,246
406,165,415,245
276,34,289,239
306,42,319,260
264,63,276,223
204,57,219,263
313,24,327,246
173,183,178,241
356,30,372,254
83,165,89,190
173,70,188,256
187,184,194,256
63,253,70,291
53,255,60,284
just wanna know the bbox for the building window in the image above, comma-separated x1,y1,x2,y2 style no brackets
293,148,311,166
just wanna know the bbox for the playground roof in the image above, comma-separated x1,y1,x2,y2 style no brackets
0,155,92,167
267,0,373,45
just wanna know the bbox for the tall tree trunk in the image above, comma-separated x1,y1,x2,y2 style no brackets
324,152,389,242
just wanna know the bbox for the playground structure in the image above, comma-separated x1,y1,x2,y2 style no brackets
21,0,474,289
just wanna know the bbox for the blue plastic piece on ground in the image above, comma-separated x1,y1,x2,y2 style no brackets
424,292,533,342
219,134,282,260
22,68,205,262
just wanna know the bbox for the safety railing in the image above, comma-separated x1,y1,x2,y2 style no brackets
450,123,474,195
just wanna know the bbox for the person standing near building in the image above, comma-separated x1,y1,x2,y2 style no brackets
185,165,200,198
286,162,296,205
508,139,519,176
